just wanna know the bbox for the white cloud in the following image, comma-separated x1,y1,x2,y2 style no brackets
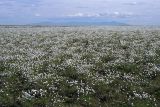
124,2,138,5
0,0,159,25
113,12,120,15
31,4,36,7
67,12,134,18
67,13,100,17
35,13,41,17
99,12,133,18
112,12,134,18
69,13,84,17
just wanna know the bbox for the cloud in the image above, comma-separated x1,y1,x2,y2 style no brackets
0,1,16,7
76,6,89,9
109,12,134,18
126,2,137,5
0,0,159,25
67,12,134,18
67,13,100,17
31,4,36,7
123,2,145,6
0,0,42,18
124,2,137,5
0,0,41,9
35,13,41,17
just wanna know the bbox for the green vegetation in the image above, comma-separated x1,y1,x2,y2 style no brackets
0,26,160,107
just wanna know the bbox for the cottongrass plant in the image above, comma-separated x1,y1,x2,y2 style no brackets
0,26,160,107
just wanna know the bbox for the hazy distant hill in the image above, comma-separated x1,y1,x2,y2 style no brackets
32,18,128,26
34,21,127,26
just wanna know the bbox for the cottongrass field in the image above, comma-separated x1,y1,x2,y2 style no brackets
0,26,160,107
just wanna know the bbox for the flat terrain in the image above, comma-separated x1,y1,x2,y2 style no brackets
0,26,160,107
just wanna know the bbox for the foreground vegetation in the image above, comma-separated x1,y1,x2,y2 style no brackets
0,26,160,107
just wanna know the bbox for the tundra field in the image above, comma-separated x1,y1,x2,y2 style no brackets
0,26,160,107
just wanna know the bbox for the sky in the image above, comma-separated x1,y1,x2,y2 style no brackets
0,0,160,25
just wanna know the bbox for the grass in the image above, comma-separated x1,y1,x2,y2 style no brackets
0,26,160,107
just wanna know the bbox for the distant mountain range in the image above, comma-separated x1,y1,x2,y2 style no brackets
31,18,128,26
33,21,127,26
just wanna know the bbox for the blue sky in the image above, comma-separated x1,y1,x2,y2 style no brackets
0,0,160,25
